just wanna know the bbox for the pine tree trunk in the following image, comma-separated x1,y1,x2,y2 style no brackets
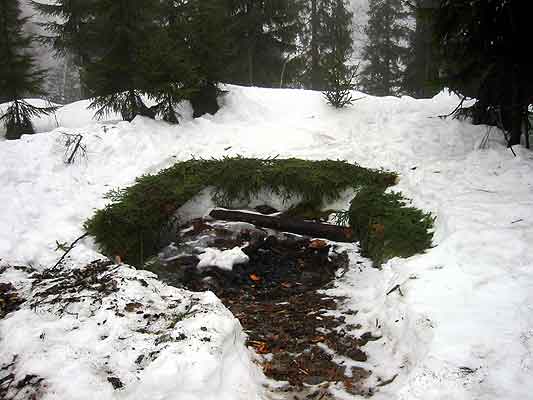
248,45,254,86
190,82,219,118
246,0,256,87
61,60,68,103
383,12,392,95
508,105,524,146
509,68,522,146
416,1,439,98
311,0,320,90
522,106,531,149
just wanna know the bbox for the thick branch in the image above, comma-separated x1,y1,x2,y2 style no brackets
209,209,355,242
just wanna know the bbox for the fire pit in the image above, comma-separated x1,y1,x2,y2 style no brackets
145,218,376,398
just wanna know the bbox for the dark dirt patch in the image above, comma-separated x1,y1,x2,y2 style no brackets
0,356,46,400
107,376,124,390
0,283,25,319
28,260,120,317
146,220,376,398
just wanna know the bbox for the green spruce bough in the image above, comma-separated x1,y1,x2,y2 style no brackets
85,158,433,267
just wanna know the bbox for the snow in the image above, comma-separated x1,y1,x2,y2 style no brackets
197,247,250,271
1,85,533,399
176,188,300,223
0,261,265,400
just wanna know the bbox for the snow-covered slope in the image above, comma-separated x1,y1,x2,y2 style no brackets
1,86,533,399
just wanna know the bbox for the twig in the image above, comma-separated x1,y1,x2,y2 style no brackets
0,373,14,386
61,133,87,164
479,126,493,149
386,284,403,296
67,134,83,164
493,107,517,157
376,373,398,387
50,233,89,270
473,188,497,194
46,98,60,128
438,96,467,119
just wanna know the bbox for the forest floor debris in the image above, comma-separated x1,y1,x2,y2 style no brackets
0,257,260,399
146,219,384,398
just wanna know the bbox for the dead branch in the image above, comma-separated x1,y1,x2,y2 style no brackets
209,208,355,242
50,233,89,270
61,133,87,164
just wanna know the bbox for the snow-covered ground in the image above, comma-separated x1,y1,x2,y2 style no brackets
1,85,533,399
0,258,264,400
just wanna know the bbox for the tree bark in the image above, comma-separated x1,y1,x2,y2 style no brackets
310,0,320,90
524,109,530,149
190,82,220,118
247,42,254,86
509,67,523,146
209,208,355,242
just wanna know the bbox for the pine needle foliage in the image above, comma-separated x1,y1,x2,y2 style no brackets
89,90,152,122
319,0,357,108
323,63,357,108
31,0,95,60
432,1,533,145
349,187,434,266
32,0,97,100
85,157,399,266
0,0,56,139
1,100,52,139
81,0,158,121
359,0,410,96
85,158,434,267
223,0,303,87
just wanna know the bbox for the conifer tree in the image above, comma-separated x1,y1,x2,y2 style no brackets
291,0,354,91
35,0,232,120
82,0,159,121
0,0,55,140
224,0,302,87
32,0,96,99
136,0,233,120
164,0,232,118
31,0,95,61
402,0,440,98
309,0,320,89
321,0,357,107
359,0,409,96
432,0,533,146
138,28,193,123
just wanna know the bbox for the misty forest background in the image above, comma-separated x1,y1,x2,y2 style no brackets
3,0,533,146
17,0,373,105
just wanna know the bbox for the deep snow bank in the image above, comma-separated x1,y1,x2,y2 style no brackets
0,256,264,400
1,85,533,399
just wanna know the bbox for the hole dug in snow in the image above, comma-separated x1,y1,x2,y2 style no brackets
144,218,384,398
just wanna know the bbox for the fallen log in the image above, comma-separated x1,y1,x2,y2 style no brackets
209,208,355,243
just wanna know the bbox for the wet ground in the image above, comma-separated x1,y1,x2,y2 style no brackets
145,218,380,398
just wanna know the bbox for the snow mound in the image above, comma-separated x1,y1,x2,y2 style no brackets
197,247,250,271
0,261,264,400
1,85,533,399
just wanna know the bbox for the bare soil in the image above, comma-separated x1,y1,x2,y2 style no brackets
147,219,377,398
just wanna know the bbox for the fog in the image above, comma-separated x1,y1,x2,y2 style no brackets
21,0,60,72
